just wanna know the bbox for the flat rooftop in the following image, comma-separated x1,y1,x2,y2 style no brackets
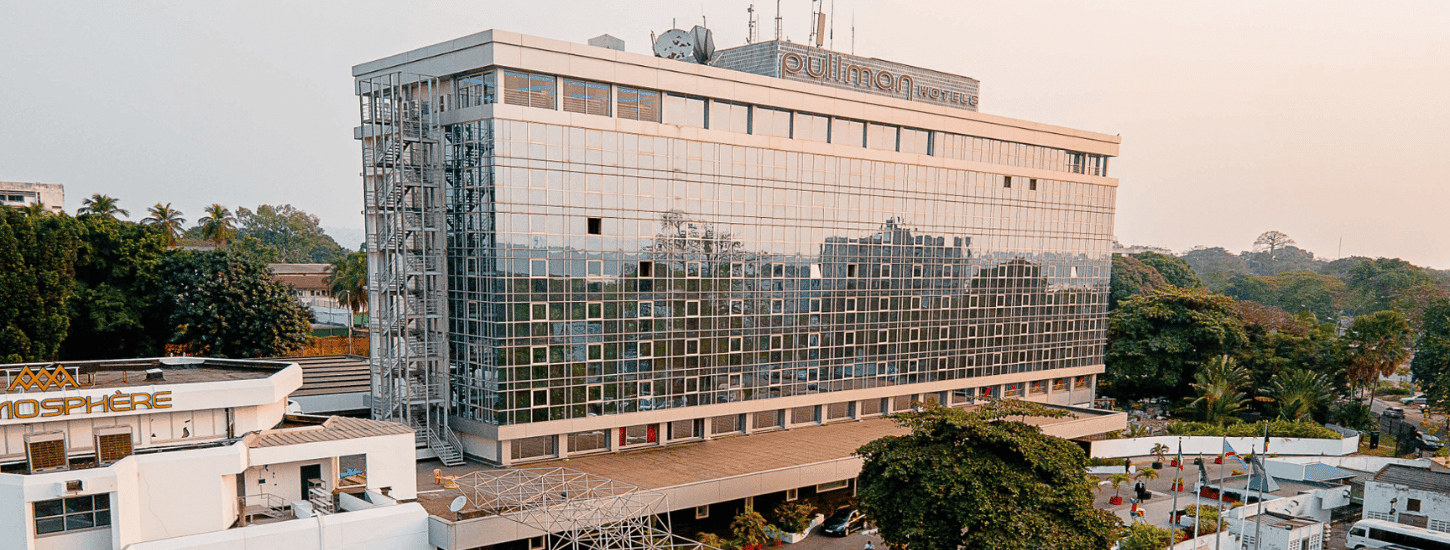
0,357,293,394
249,415,414,449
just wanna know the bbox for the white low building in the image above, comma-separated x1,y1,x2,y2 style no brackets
0,357,428,550
1363,464,1450,533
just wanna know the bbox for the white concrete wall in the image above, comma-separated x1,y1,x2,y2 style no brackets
124,502,431,550
248,432,417,501
34,527,111,550
1088,435,1359,458
1364,481,1450,525
1272,455,1433,472
243,458,336,503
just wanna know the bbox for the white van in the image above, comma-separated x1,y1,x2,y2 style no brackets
1346,519,1450,550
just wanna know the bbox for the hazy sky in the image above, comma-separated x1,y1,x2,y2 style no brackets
3,1,1447,266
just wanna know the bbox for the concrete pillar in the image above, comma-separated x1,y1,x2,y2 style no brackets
556,434,569,460
498,439,513,466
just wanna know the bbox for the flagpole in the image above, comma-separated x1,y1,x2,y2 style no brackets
1214,436,1227,550
1253,424,1269,549
1169,438,1181,550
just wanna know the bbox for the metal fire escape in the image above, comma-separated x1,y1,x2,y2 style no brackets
357,73,464,466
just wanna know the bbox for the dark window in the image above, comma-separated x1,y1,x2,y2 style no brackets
639,261,652,278
587,217,602,235
1408,498,1422,512
1029,178,1038,191
1003,176,1012,188
34,494,110,535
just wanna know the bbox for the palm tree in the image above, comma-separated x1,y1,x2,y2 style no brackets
1189,355,1250,425
1345,311,1413,405
196,204,237,246
78,193,129,218
1109,472,1132,500
328,252,368,353
1135,466,1160,483
141,203,186,248
1268,369,1333,421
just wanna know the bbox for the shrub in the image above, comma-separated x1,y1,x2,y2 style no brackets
1120,523,1179,550
771,502,815,534
1087,457,1125,467
1165,419,1340,439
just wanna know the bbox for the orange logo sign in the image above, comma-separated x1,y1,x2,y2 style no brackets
6,365,80,393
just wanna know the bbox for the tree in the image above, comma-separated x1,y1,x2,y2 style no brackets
729,507,772,549
235,204,349,263
1134,251,1202,289
1109,254,1168,310
197,204,237,246
1267,369,1333,421
1412,300,1450,434
856,404,1121,550
1108,473,1132,500
161,250,313,358
1344,310,1412,403
1182,247,1249,292
1189,356,1249,425
1346,258,1446,325
141,202,186,248
1253,231,1295,255
1233,303,1347,406
0,207,80,362
58,215,172,359
1246,245,1321,276
78,193,129,218
328,251,368,352
1104,287,1247,400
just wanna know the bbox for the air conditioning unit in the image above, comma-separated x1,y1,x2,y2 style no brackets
25,432,68,473
94,426,134,465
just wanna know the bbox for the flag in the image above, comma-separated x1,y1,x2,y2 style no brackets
1177,442,1185,471
1263,423,1271,454
1224,440,1247,466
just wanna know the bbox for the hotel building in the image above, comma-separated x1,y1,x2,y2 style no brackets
353,29,1123,472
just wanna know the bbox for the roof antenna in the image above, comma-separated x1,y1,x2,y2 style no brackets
851,10,855,55
747,4,758,44
775,0,783,41
829,0,835,50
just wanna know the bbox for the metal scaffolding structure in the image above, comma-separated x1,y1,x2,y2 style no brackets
453,468,713,550
357,72,464,466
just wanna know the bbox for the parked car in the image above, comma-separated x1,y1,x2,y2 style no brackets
1417,433,1444,452
1401,395,1428,406
821,508,866,537
1383,407,1406,419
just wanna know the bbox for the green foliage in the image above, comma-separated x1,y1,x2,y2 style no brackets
856,404,1121,550
329,252,368,316
728,507,772,548
771,501,815,534
1376,382,1413,397
141,202,186,248
1268,369,1333,421
1232,302,1348,406
1108,472,1132,497
77,193,129,218
1134,251,1202,289
695,533,729,550
1181,247,1249,292
59,215,172,359
197,204,237,246
1104,287,1247,400
1182,504,1222,534
1332,402,1375,432
1109,255,1167,310
1245,245,1320,277
1164,420,1341,439
235,204,348,263
161,250,313,358
1149,443,1169,462
0,207,80,362
1413,300,1450,414
1189,356,1249,425
1225,272,1344,323
1119,523,1176,550
1344,310,1413,400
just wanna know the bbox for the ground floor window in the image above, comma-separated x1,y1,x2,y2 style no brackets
34,494,110,535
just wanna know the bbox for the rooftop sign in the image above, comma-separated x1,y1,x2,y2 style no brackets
5,365,81,393
713,41,981,112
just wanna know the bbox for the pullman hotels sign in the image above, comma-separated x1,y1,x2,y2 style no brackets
779,49,980,109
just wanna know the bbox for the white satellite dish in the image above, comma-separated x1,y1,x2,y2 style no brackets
653,29,695,61
448,496,468,513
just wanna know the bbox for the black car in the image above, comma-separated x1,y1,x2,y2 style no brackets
1384,407,1406,419
1417,433,1444,452
821,508,866,537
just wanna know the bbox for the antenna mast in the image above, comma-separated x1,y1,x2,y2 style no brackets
747,4,758,43
851,10,855,55
775,0,783,41
829,0,835,50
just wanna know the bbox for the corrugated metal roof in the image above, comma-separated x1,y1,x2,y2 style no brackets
1373,464,1450,494
248,416,413,448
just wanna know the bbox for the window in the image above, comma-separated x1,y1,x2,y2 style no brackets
795,112,830,142
502,70,556,109
695,505,710,519
831,118,864,146
710,100,750,133
816,480,850,492
786,488,799,501
663,93,707,128
587,217,602,235
638,261,652,278
754,107,792,137
34,494,110,535
561,78,610,116
455,71,496,108
866,123,898,150
1003,175,1012,188
899,127,931,154
529,537,546,550
617,86,661,122
1029,178,1038,191
1408,498,1422,512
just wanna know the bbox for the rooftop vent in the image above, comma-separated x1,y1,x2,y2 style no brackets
588,34,625,51
95,426,134,465
25,432,68,474
145,368,164,382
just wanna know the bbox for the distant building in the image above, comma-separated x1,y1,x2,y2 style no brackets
1363,464,1450,532
1112,240,1172,256
268,263,339,309
1232,512,1326,550
0,357,428,550
0,181,64,213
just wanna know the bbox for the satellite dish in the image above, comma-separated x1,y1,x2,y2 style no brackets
654,29,695,61
448,496,468,513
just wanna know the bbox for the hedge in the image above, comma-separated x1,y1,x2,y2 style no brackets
1165,420,1341,440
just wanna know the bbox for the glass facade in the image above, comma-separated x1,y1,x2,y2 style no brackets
443,117,1113,426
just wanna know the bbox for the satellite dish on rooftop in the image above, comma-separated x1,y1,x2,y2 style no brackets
449,496,467,513
654,29,695,61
